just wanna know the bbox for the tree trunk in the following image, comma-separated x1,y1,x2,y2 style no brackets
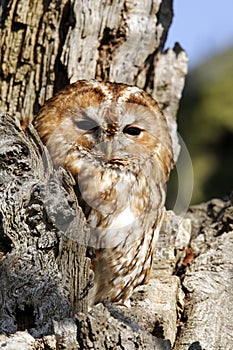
2,1,230,349
0,0,186,159
0,114,90,337
174,198,233,350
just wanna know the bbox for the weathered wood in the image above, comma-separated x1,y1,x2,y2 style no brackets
64,0,168,84
0,331,36,350
2,112,232,350
0,0,69,120
75,303,172,350
0,112,184,349
174,197,233,350
1,0,232,347
0,113,89,336
0,0,187,161
0,0,193,348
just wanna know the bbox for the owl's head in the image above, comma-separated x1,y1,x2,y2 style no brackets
33,80,173,180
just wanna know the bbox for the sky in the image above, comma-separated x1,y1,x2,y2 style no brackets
166,0,233,69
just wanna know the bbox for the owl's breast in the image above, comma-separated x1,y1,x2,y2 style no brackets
64,150,163,248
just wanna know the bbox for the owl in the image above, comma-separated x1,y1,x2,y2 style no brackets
33,79,173,306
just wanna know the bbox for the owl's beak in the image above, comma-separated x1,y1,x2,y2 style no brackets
104,142,113,159
97,141,114,159
100,141,113,159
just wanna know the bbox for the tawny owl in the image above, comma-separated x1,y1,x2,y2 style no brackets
33,79,173,306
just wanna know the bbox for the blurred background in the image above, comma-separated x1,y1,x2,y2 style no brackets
165,0,233,208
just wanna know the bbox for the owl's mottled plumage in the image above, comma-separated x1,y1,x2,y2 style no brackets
33,79,173,306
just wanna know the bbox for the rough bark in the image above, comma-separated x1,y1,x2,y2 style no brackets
0,0,212,349
1,113,188,349
174,198,233,350
0,113,90,338
0,0,187,159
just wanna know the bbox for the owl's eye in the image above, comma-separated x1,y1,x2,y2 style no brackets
75,120,99,132
123,126,142,136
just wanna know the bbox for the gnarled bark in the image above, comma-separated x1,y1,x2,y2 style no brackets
0,0,187,158
0,114,90,337
174,198,233,350
2,0,221,349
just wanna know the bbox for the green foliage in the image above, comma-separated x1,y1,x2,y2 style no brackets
167,47,233,206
